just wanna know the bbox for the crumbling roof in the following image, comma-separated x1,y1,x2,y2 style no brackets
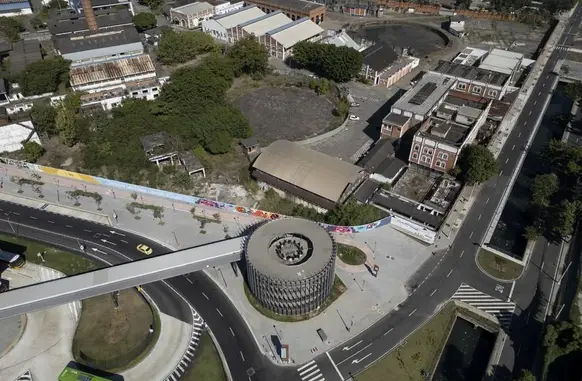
69,54,155,87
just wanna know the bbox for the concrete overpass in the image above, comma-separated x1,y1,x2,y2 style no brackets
0,236,245,319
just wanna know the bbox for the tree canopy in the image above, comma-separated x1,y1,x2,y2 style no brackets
139,0,163,10
292,42,363,83
133,12,157,32
514,370,535,381
30,103,57,136
157,30,217,65
531,173,559,208
456,144,500,185
565,81,582,105
18,57,71,96
22,141,45,163
0,17,24,42
227,37,269,78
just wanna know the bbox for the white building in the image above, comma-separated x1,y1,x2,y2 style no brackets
321,29,365,52
170,1,214,29
213,1,244,15
230,11,291,43
202,5,265,42
258,17,323,60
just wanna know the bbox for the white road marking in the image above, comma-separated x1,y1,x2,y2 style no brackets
384,328,393,336
121,239,128,244
505,158,509,164
469,231,474,238
337,343,373,365
485,197,489,204
460,250,464,258
84,229,92,232
202,292,209,300
430,289,438,296
518,132,522,137
230,327,235,336
47,220,54,224
216,308,223,317
447,269,453,278
408,309,417,316
29,216,37,219
534,101,537,106
185,277,193,284
297,360,316,372
529,110,532,116
240,351,245,361
478,214,482,221
326,352,344,380
512,145,515,150
65,225,73,228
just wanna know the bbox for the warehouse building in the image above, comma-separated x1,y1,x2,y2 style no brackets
87,0,133,13
251,140,366,210
69,54,156,92
48,8,133,36
0,0,31,16
54,27,143,66
230,10,291,42
259,17,323,60
202,5,265,41
170,1,214,28
246,0,325,23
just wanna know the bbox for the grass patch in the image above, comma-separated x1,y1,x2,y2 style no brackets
477,248,524,281
355,302,499,381
182,332,227,381
243,276,347,322
0,234,100,275
337,243,367,266
72,288,158,372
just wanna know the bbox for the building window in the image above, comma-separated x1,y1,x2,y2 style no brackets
457,82,467,90
436,160,446,168
488,89,498,98
422,147,429,154
438,152,449,160
414,144,420,151
412,152,418,159
472,86,482,94
422,155,431,163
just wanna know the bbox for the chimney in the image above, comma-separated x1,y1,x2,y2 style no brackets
81,0,98,32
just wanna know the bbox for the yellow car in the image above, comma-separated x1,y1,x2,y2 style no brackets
136,244,153,255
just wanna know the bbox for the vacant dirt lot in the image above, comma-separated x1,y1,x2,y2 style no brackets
236,87,338,145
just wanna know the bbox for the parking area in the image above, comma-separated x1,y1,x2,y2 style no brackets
306,83,403,162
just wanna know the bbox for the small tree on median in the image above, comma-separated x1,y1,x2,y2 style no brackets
456,145,500,185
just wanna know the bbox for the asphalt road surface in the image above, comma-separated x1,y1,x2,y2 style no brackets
0,200,295,381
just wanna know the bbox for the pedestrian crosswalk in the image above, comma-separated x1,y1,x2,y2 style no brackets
297,360,324,381
451,283,516,328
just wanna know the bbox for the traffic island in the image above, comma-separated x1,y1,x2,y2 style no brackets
243,276,347,322
477,248,524,281
72,288,161,372
181,332,227,381
337,243,367,266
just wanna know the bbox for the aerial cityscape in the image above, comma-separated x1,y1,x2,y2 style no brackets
0,0,579,380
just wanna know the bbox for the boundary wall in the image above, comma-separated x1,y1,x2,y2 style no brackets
0,157,437,243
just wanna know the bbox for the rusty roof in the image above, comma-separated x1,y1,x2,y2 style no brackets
70,54,155,87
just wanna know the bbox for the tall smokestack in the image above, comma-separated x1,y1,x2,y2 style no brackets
81,0,99,32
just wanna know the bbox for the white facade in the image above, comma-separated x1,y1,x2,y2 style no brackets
213,1,244,15
202,6,265,42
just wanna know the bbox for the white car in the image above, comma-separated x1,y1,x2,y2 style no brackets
349,115,360,121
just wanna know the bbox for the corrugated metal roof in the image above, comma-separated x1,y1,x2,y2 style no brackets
269,17,322,49
70,54,155,86
172,1,213,14
215,6,265,29
241,11,291,37
252,140,364,203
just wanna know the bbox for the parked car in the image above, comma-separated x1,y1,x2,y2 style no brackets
349,115,360,121
350,102,360,107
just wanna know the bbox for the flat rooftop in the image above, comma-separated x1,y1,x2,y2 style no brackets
245,218,335,282
373,192,443,229
8,40,42,74
248,0,324,13
69,54,155,87
432,60,510,86
420,117,471,146
213,5,265,29
55,27,141,54
362,43,398,72
383,112,410,127
452,47,488,66
479,48,523,75
392,73,455,116
268,17,323,49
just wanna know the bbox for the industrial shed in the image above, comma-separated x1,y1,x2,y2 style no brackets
251,140,365,210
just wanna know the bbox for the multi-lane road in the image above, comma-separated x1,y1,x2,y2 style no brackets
1,9,581,381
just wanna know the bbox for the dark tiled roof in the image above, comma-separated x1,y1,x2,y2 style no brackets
376,158,406,179
357,138,395,172
55,27,141,54
362,43,398,72
48,8,133,35
8,41,42,74
373,192,443,228
354,178,380,203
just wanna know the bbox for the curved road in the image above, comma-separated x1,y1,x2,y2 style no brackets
0,200,294,381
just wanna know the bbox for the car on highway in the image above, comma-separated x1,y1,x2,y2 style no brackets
136,244,153,255
349,115,360,121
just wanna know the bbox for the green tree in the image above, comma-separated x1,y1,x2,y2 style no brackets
292,42,363,83
515,369,535,381
325,198,382,226
550,199,578,240
227,37,269,78
22,141,45,162
0,17,24,42
19,57,71,96
456,145,500,185
133,12,157,32
140,0,163,10
157,30,216,65
531,173,559,207
565,81,582,105
30,103,57,136
56,105,79,146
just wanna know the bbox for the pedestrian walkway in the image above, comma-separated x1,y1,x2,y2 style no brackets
451,284,516,328
296,360,325,381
